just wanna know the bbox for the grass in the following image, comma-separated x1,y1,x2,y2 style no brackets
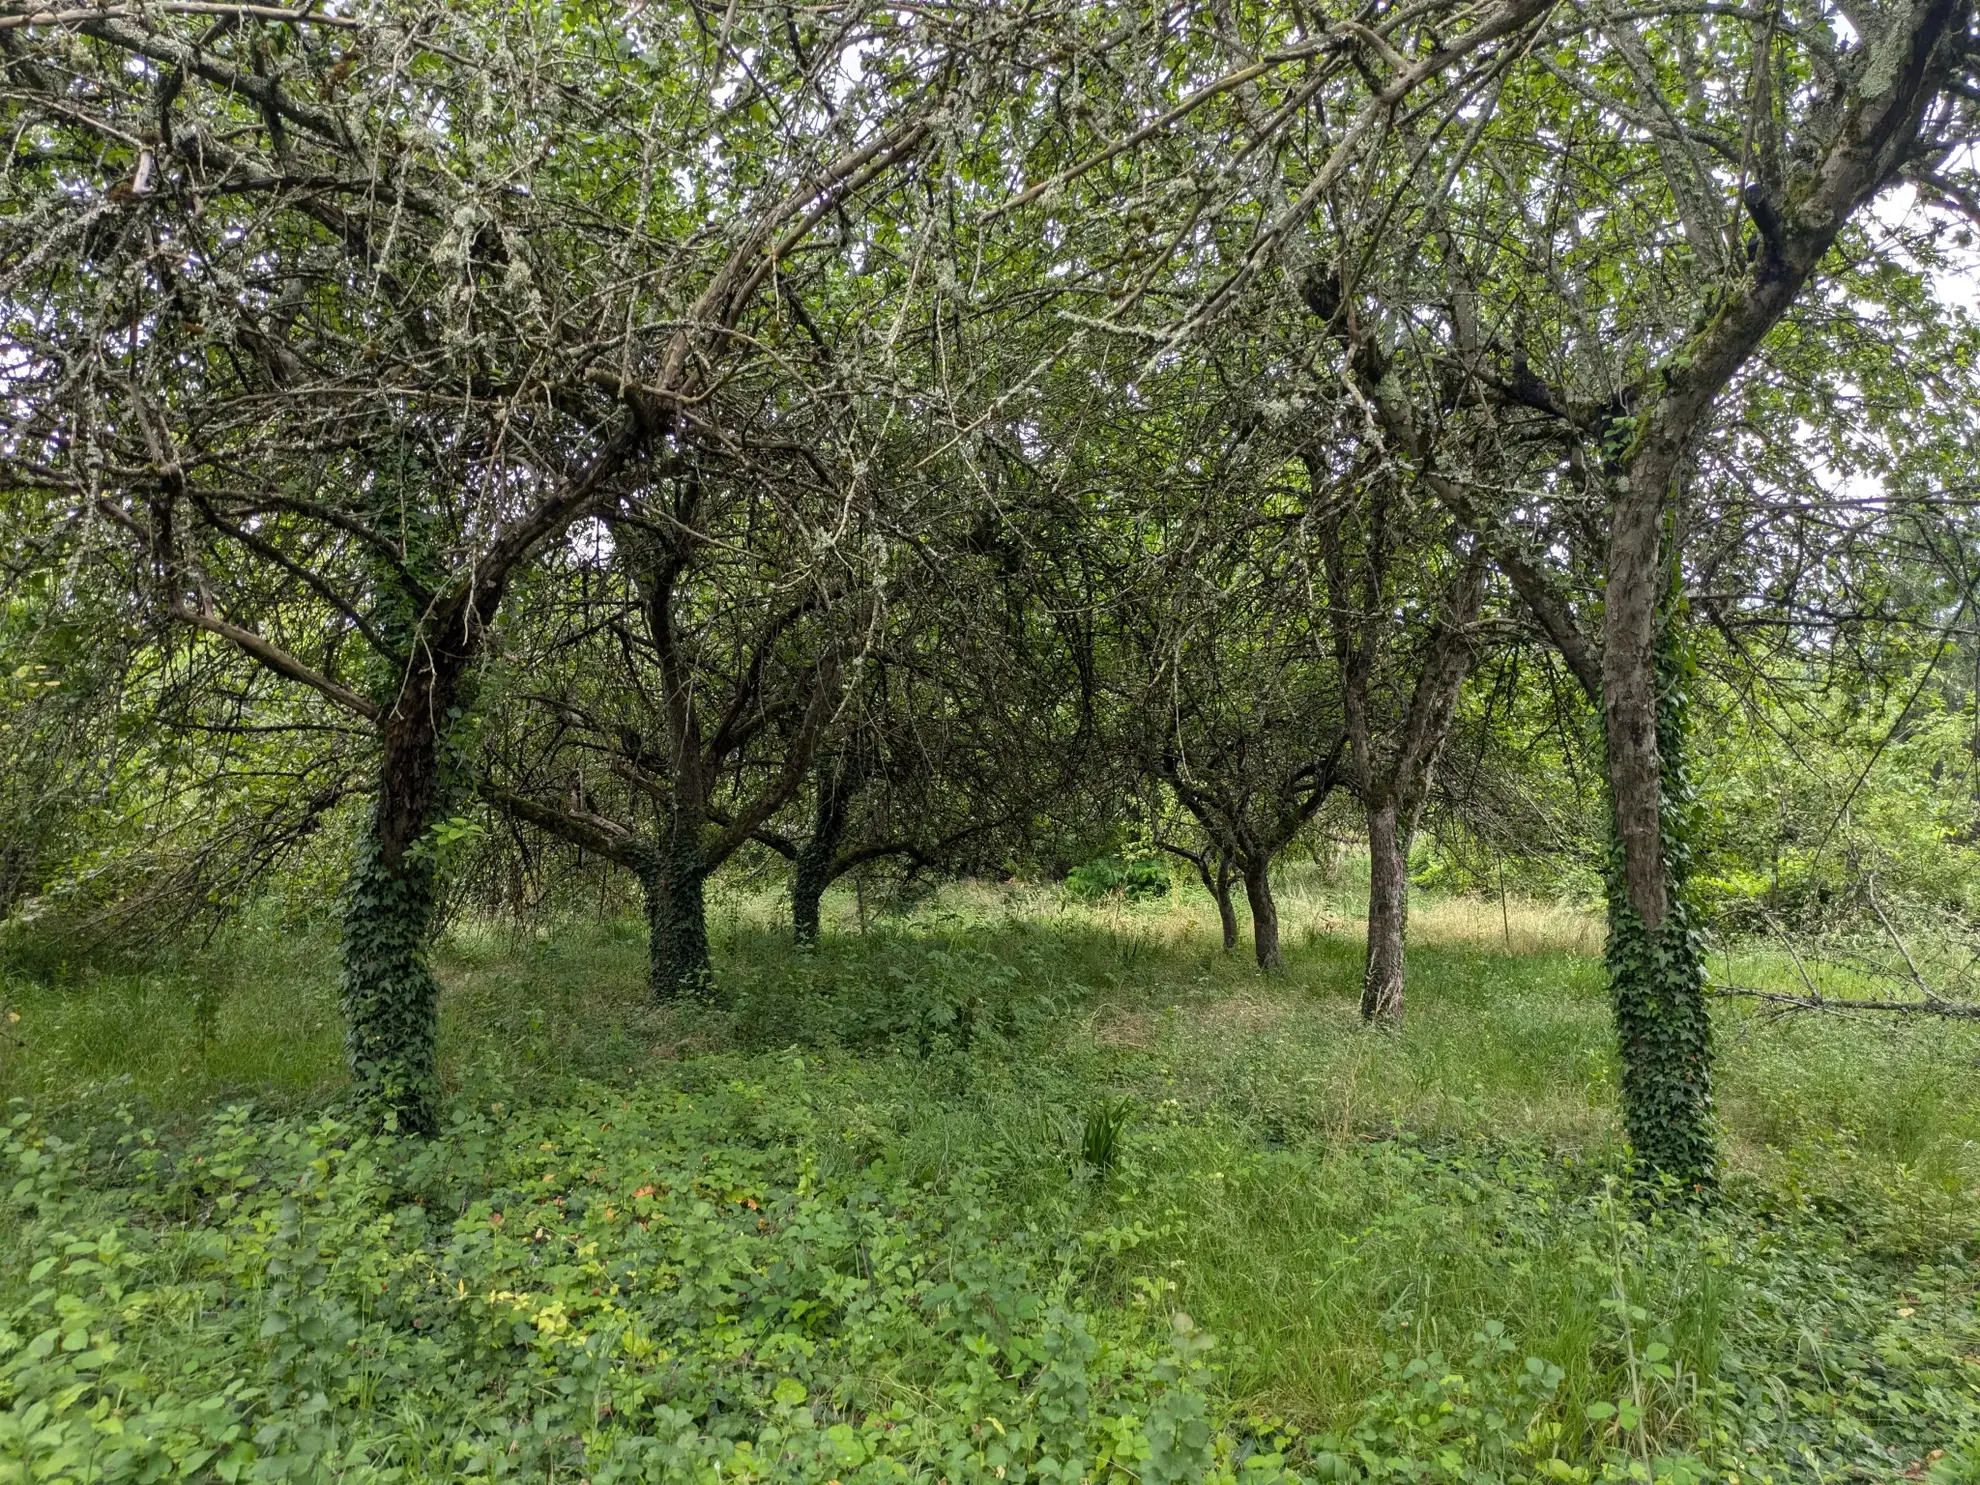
4,870,1980,1482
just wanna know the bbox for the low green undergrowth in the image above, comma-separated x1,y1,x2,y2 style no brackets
4,908,1980,1483
7,1064,1980,1484
3,1073,1283,1485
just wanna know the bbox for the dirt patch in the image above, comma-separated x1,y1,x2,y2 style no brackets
1188,991,1293,1035
1092,1008,1158,1049
1092,991,1299,1050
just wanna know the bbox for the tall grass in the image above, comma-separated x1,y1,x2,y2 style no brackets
718,859,1607,961
6,869,1976,1186
4,872,1980,1474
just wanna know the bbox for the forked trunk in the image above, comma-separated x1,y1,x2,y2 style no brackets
1179,844,1241,951
1243,856,1281,970
1362,799,1408,1025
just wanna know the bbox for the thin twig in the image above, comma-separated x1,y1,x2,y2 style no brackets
1760,911,1825,999
1864,878,1943,1004
0,4,363,29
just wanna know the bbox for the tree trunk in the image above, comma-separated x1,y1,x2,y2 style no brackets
340,708,449,1136
1175,843,1241,951
1243,856,1281,970
1213,853,1239,953
1603,473,1671,934
792,763,852,945
792,847,830,947
1361,550,1485,1029
1604,627,1715,1188
641,838,712,1001
1362,799,1408,1025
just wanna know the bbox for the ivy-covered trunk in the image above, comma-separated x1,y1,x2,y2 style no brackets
640,835,712,1000
1362,799,1408,1024
341,821,442,1136
1243,856,1281,970
1604,628,1714,1188
341,700,453,1136
791,848,831,947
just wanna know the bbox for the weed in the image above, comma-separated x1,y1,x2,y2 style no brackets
1066,857,1172,902
1079,1096,1136,1181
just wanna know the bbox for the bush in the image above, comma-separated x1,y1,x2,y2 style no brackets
1065,858,1170,902
727,940,1045,1056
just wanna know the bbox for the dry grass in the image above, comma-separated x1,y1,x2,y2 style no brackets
708,857,1607,963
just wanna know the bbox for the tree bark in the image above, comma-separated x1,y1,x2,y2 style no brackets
340,815,443,1136
340,663,459,1137
793,761,852,944
1602,487,1671,929
1602,627,1717,1185
1363,555,1487,1026
1362,799,1408,1025
1213,852,1239,952
1243,856,1281,970
640,838,712,1001
791,847,831,947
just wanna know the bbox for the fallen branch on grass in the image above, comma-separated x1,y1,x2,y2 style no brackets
1709,985,1980,1019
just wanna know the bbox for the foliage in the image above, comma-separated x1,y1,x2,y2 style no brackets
0,1076,1280,1485
6,0,1980,1185
0,585,366,949
1065,859,1172,903
1602,622,1715,1189
1689,655,1980,932
5,904,1980,1483
725,939,1041,1061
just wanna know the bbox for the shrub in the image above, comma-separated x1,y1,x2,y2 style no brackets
1065,858,1171,902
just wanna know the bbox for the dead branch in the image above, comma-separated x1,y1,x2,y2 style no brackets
1709,985,1980,1019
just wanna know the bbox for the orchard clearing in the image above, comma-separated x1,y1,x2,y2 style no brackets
4,876,1978,1485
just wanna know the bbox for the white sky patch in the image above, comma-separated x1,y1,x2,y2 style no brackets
832,36,873,106
570,516,615,566
1871,175,1980,315
1796,415,1888,510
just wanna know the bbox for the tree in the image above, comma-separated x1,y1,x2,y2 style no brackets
757,606,1095,944
481,455,881,998
1104,399,1349,972
1315,474,1489,1024
1,0,991,1128
1319,0,1980,1180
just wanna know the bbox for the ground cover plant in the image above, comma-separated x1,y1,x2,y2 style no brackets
5,882,1979,1483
